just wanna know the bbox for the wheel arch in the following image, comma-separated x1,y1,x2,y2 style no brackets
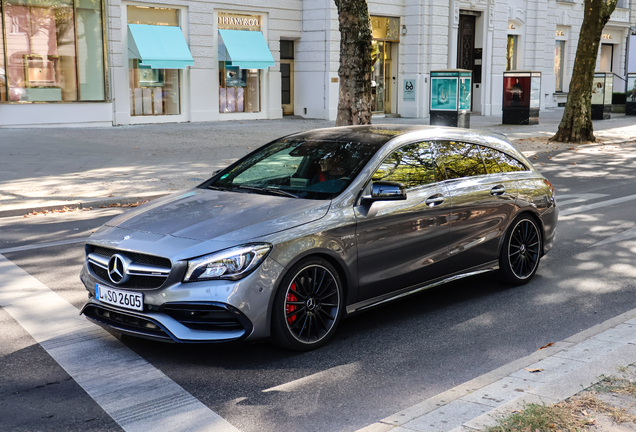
267,250,352,336
499,209,546,256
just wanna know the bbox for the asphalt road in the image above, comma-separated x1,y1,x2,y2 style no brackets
2,142,636,432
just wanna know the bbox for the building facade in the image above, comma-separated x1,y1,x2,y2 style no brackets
0,0,633,127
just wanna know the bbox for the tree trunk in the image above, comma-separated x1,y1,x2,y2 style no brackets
334,0,373,126
550,0,617,143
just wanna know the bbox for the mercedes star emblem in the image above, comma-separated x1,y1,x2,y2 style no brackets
108,254,131,284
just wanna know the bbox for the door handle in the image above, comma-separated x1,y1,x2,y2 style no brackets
425,194,445,206
491,185,506,196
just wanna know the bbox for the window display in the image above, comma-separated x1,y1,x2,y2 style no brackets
127,6,184,116
554,41,565,92
2,0,106,102
218,62,260,113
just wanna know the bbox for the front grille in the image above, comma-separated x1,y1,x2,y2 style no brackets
90,245,171,268
90,263,168,289
88,245,171,289
83,305,172,341
163,304,247,332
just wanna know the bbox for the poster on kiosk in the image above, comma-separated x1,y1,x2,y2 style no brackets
591,72,613,120
430,69,472,128
626,72,636,116
502,71,541,125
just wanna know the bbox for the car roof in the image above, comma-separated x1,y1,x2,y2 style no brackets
284,125,524,159
285,125,430,146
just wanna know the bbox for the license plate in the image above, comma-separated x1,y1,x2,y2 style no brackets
95,283,143,311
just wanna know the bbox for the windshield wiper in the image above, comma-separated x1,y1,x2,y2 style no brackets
207,185,232,191
237,185,300,199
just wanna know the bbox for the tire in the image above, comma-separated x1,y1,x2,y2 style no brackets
499,215,542,285
270,257,344,351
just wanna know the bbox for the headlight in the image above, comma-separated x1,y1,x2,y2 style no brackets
183,243,272,282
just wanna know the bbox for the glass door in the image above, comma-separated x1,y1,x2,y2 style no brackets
371,40,385,113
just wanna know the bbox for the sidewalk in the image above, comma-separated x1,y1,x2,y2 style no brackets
0,109,635,217
357,307,636,432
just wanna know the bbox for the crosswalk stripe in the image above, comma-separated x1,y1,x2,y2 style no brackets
0,254,240,432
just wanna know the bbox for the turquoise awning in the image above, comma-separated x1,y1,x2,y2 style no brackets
218,29,275,69
128,24,194,69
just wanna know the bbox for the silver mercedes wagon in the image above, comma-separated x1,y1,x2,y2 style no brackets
80,125,558,350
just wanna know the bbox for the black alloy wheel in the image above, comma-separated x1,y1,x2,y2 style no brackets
499,215,542,285
271,258,343,351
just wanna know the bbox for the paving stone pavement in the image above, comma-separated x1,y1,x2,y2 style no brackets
355,310,636,432
0,110,635,217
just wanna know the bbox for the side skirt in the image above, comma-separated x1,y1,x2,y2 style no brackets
345,260,499,315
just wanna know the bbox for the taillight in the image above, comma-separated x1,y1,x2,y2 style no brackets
543,178,555,195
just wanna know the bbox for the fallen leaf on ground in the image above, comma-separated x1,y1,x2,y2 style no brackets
571,162,577,165
107,194,114,197
525,367,543,373
539,343,555,350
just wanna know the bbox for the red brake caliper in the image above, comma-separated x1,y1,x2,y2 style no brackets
286,282,298,325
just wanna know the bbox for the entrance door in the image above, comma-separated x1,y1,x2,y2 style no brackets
458,15,476,111
600,44,614,72
281,60,294,115
371,40,395,114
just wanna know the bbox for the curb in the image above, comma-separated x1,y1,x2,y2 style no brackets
0,192,170,218
357,307,636,432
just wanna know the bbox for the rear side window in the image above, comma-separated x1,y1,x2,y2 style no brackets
479,146,503,174
372,142,438,189
497,152,528,172
434,141,487,179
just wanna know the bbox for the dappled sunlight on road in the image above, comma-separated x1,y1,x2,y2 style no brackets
0,162,223,212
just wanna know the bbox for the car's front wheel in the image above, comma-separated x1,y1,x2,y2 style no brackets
499,215,542,285
271,258,343,351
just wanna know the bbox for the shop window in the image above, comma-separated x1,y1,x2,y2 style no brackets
219,62,260,113
129,60,180,115
506,35,518,71
554,41,565,92
2,0,106,102
0,23,5,101
127,6,182,116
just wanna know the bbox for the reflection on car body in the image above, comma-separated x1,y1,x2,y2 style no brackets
80,125,558,351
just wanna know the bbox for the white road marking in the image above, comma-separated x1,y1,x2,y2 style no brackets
591,226,636,248
559,192,636,217
262,363,361,393
0,254,240,432
556,193,608,207
0,237,89,254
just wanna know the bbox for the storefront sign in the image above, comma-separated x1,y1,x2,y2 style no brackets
370,16,400,42
403,79,416,101
602,33,613,40
218,13,261,31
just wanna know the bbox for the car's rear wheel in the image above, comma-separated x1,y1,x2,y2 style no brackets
271,258,343,351
499,215,542,285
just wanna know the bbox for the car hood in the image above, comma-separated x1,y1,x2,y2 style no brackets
105,188,331,242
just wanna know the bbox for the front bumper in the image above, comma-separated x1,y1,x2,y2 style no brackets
79,256,286,343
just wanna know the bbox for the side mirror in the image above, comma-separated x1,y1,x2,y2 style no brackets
362,181,407,204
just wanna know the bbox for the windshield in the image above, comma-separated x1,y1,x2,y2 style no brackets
205,139,381,200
